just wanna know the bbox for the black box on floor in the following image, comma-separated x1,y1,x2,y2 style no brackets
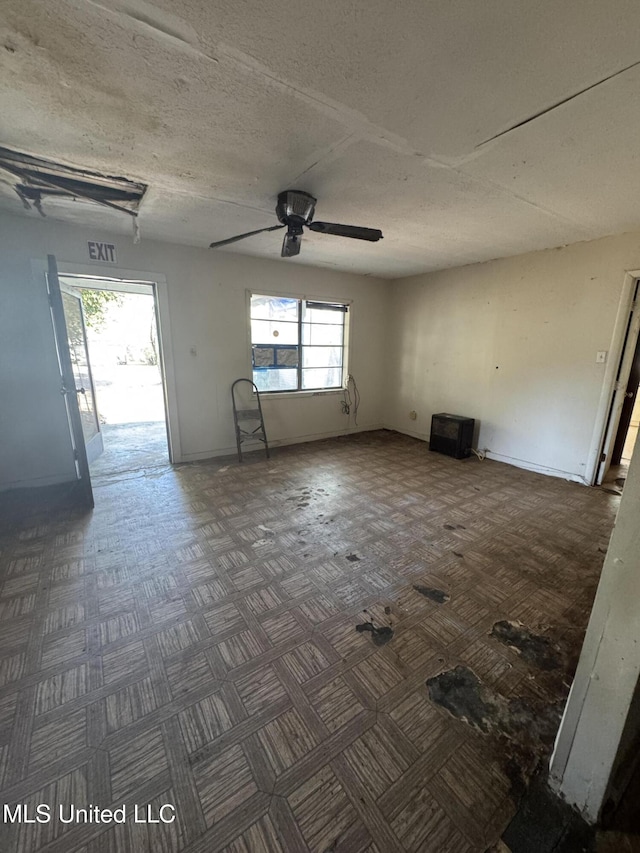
429,413,475,459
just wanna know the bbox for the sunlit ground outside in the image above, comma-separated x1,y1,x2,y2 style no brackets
85,291,164,425
83,290,168,475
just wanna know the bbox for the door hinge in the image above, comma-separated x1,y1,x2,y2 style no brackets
600,451,607,463
73,449,79,461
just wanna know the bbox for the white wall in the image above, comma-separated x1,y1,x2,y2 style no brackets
0,212,389,490
549,417,640,821
5,209,640,492
385,232,640,481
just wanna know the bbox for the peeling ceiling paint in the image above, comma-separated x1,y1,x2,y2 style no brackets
1,1,640,277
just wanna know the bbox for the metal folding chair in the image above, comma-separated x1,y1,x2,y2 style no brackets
231,378,270,463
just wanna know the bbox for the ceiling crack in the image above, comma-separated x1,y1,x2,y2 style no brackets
449,161,592,232
83,0,218,62
475,57,640,148
289,133,358,185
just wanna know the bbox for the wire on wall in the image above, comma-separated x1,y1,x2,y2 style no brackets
341,374,361,425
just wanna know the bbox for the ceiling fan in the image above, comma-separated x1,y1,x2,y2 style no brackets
209,190,383,258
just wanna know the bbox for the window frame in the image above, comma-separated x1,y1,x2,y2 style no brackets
247,289,351,395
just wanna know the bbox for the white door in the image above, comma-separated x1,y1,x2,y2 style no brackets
58,283,104,464
47,255,95,508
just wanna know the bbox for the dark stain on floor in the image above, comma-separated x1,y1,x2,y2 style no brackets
427,665,563,798
427,665,495,732
355,622,394,645
491,620,563,671
427,665,561,741
413,585,450,604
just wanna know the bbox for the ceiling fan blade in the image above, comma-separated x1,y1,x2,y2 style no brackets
209,223,285,249
307,221,383,242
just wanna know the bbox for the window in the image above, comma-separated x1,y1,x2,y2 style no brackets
250,294,348,392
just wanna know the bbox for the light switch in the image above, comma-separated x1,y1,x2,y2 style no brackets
596,351,607,363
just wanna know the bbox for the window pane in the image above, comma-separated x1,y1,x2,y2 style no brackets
253,368,298,392
253,346,275,367
251,318,298,345
253,345,299,367
251,294,299,321
302,367,343,389
302,346,343,368
301,323,343,346
301,303,346,325
276,346,299,366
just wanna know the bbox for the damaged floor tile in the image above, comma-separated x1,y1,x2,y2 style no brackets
426,665,563,796
427,665,560,741
491,620,563,671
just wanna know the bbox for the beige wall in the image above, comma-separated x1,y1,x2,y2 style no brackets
0,212,389,490
385,231,640,481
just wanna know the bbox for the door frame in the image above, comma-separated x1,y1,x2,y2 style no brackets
60,274,174,466
586,270,640,485
32,259,182,465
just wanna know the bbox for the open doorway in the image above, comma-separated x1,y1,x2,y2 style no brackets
596,277,640,490
611,330,640,466
620,395,640,462
59,275,170,478
604,334,640,492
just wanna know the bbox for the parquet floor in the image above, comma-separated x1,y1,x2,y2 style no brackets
0,431,619,852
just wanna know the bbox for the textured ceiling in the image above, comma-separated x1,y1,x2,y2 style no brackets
2,0,640,277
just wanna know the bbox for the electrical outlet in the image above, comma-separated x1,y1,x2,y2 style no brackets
409,410,417,420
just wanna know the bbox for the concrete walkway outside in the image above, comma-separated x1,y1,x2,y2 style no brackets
89,421,169,479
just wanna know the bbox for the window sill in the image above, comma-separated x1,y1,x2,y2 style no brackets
256,389,344,400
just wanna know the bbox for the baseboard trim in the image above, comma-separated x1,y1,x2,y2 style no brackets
175,423,385,463
384,425,587,484
484,450,587,484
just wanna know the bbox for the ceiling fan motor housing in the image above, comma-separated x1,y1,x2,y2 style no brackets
276,190,317,227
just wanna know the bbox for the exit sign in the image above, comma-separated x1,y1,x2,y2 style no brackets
87,241,117,263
